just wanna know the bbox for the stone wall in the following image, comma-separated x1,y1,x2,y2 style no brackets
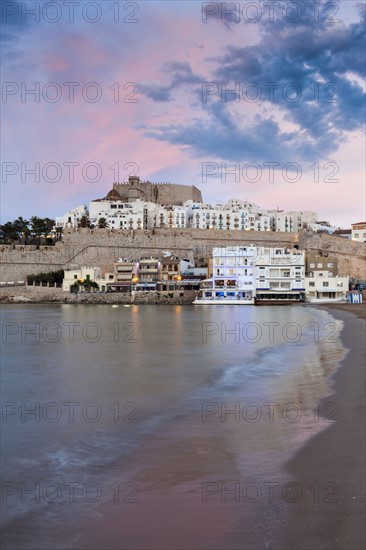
1,228,365,282
298,230,366,279
112,181,203,205
0,285,197,305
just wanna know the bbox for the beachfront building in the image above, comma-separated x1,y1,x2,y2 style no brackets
351,222,366,243
305,272,349,302
62,266,107,292
106,259,139,293
305,251,339,277
255,247,306,303
195,246,257,304
135,257,161,291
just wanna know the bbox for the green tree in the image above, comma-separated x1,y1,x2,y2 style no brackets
97,217,109,229
13,217,31,243
78,215,91,228
43,217,56,236
0,222,18,243
55,226,63,242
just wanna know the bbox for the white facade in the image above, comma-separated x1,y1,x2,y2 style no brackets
269,210,317,232
305,272,349,302
148,205,187,229
186,203,271,231
351,223,366,242
62,266,106,292
56,197,319,233
255,247,305,300
89,199,149,230
197,246,257,303
55,205,88,228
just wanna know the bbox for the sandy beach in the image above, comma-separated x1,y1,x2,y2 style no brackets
282,302,366,549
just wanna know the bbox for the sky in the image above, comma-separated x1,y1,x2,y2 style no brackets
1,0,365,227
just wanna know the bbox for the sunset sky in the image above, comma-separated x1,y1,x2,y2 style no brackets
2,0,365,227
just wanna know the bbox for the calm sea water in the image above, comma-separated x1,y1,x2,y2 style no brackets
1,304,345,549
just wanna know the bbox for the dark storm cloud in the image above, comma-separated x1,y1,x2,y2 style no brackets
141,60,205,102
140,1,365,163
1,0,31,46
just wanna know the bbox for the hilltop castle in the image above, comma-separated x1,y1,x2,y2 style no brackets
108,176,203,206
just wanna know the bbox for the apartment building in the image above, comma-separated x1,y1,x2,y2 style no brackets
255,247,305,302
196,246,258,303
305,271,349,302
305,251,339,276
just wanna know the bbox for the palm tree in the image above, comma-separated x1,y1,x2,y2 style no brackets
0,222,18,243
55,226,63,242
97,217,109,229
79,215,91,228
13,217,30,243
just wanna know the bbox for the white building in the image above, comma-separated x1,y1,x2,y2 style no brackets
148,205,187,229
89,199,150,230
62,266,107,292
55,205,88,228
196,245,257,304
351,222,366,243
305,272,349,302
56,196,319,233
186,202,271,231
268,210,317,232
255,247,305,302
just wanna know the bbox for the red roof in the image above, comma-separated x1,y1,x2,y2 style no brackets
351,222,366,226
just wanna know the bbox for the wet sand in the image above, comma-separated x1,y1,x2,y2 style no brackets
282,302,366,549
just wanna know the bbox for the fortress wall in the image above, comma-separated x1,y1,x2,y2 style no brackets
298,231,366,279
112,182,203,205
1,229,365,281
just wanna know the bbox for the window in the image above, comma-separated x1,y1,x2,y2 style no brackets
110,204,117,209
310,263,315,268
323,282,329,287
309,282,315,287
328,263,333,267
354,233,359,238
317,263,322,268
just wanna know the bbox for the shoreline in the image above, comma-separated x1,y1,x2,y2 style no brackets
281,302,366,549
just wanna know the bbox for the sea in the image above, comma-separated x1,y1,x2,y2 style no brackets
0,304,346,549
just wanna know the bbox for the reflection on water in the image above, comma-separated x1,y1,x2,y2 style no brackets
1,304,345,549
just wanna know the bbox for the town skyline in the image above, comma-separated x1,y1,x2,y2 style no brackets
2,1,365,227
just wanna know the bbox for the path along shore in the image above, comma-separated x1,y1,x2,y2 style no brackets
282,302,365,549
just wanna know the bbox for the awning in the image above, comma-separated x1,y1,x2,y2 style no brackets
106,282,132,286
317,289,343,293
